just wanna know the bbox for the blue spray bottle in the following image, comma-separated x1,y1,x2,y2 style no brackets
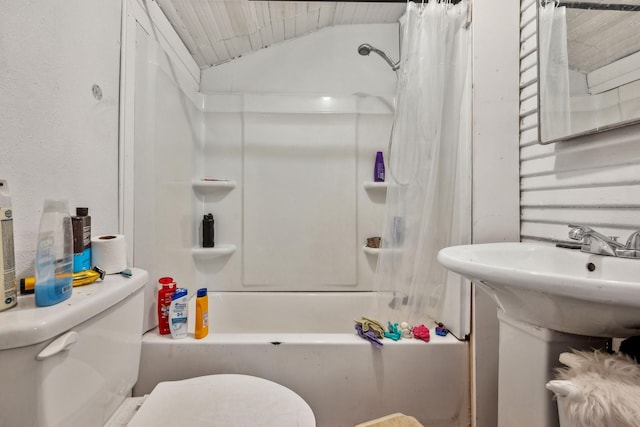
35,200,73,307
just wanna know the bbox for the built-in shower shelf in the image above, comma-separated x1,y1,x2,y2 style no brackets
362,246,401,255
192,179,236,191
363,181,388,191
363,246,381,255
192,244,237,259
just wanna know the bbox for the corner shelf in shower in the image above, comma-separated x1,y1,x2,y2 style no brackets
192,244,237,259
363,246,381,255
192,179,237,191
362,246,401,256
363,181,388,191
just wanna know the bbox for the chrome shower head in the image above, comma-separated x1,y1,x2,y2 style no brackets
357,43,399,71
358,43,373,56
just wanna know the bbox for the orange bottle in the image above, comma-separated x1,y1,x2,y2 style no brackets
195,288,209,339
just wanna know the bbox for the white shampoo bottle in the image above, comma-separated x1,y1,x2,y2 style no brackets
169,288,188,339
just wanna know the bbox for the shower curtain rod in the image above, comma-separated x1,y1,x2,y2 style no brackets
549,1,640,11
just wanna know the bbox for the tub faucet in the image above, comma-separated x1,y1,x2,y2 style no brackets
568,225,640,258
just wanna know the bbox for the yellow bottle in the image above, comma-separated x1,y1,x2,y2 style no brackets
195,288,209,339
20,267,105,294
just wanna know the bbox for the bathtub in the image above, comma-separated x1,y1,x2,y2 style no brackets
135,292,470,427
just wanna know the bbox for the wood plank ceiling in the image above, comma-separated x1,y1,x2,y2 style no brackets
156,0,405,69
565,0,640,72
157,0,640,73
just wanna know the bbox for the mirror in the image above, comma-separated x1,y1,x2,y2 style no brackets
537,0,640,144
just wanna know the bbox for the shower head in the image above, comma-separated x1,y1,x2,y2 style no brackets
358,43,374,56
357,43,400,71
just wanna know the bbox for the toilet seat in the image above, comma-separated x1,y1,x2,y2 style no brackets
127,374,316,427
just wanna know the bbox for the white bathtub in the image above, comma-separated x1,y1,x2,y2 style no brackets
135,292,470,427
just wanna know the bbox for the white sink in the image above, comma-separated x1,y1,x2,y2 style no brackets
437,242,640,337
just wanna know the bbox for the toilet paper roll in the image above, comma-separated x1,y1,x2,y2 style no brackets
91,234,127,274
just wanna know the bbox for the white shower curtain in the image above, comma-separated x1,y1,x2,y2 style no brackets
538,2,571,142
373,0,471,327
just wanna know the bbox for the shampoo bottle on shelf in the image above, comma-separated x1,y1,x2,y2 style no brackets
195,288,209,339
0,181,17,311
169,288,188,339
202,213,215,248
157,277,176,335
35,200,73,307
374,151,385,182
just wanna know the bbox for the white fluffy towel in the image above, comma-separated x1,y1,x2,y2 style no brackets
546,350,640,427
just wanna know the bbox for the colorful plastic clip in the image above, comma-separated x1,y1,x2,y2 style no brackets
435,322,449,337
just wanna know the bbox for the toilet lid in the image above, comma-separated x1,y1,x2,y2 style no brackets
128,374,315,427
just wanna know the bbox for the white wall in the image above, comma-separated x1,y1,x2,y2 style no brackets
472,1,522,427
128,1,201,330
0,0,122,278
195,25,397,293
519,2,640,247
201,24,398,95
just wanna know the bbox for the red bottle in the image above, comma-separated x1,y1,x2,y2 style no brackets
157,277,176,335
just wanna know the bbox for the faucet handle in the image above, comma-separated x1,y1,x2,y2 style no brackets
625,231,640,249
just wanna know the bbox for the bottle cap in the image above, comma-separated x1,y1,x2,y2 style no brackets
158,277,174,286
76,207,89,216
172,288,188,300
197,288,207,298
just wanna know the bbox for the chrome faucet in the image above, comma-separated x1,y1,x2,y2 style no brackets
568,225,640,258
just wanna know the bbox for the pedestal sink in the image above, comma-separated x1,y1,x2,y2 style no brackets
438,242,639,427
437,242,640,337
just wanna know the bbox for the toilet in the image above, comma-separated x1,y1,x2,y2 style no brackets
0,269,315,427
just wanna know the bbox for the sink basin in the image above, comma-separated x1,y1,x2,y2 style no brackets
437,242,640,337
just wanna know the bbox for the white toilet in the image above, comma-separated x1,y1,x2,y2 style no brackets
0,269,315,427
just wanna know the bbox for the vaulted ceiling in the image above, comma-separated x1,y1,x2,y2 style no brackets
156,0,405,69
156,0,640,75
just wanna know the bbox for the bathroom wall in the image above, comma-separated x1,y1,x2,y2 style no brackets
196,94,393,292
519,0,640,246
129,3,201,329
0,0,122,277
200,24,398,95
125,16,402,315
472,1,522,427
194,25,397,293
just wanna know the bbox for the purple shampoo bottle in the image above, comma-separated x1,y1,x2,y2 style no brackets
374,151,385,182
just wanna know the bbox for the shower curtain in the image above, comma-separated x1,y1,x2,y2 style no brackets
373,0,471,327
538,1,571,142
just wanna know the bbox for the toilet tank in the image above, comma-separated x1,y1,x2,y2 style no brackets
0,269,148,427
